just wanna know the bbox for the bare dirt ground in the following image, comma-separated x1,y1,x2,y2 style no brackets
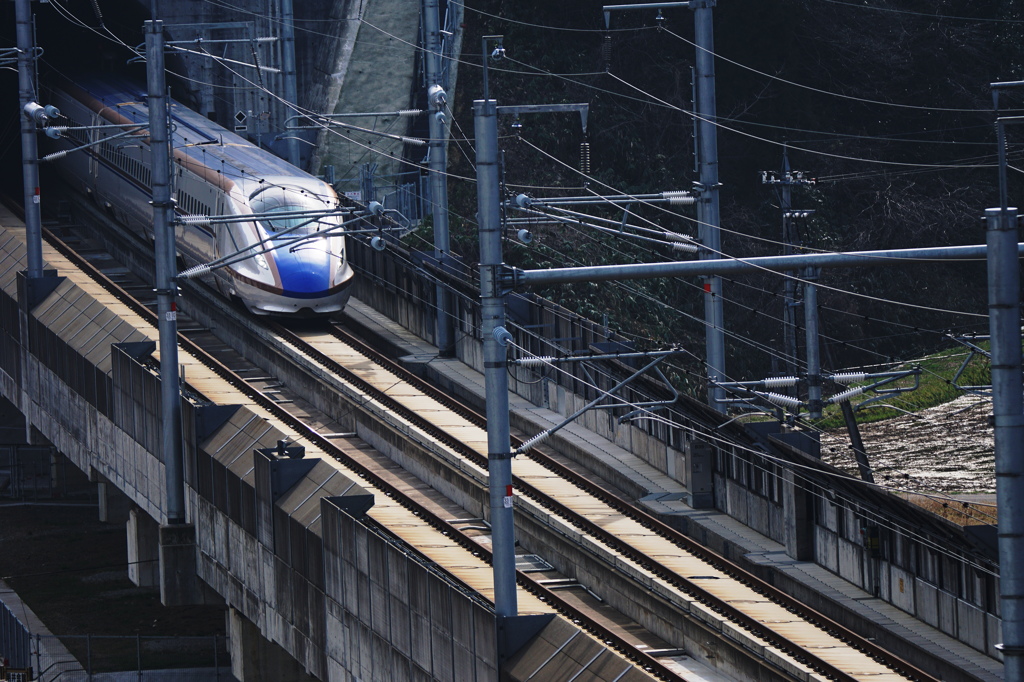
820,394,995,496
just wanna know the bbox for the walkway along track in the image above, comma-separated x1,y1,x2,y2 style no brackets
276,323,938,682
34,202,938,682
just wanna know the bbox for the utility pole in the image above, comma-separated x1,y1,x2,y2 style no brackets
692,0,725,412
986,205,1024,680
802,266,822,418
761,150,815,381
146,19,186,527
474,95,588,621
423,0,455,356
280,0,300,167
16,0,43,279
474,97,518,621
604,1,725,411
474,35,589,647
990,79,1024,681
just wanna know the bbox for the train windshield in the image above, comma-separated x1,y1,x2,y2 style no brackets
260,205,311,233
250,184,331,235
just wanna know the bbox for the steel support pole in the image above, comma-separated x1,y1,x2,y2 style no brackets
424,0,454,356
16,0,43,278
986,206,1024,677
692,0,725,412
281,0,299,167
803,268,822,418
840,401,873,483
780,156,798,380
146,20,186,526
515,242,1019,286
474,99,517,619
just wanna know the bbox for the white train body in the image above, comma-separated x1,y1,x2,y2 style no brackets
45,78,355,316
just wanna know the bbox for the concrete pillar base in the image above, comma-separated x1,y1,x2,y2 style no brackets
127,507,159,587
98,480,108,522
158,523,199,606
228,607,315,682
783,468,814,561
93,471,130,524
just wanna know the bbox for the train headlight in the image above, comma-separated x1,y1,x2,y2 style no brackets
254,251,269,270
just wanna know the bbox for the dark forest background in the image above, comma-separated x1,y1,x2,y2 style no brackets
1,0,1021,395
444,0,1024,391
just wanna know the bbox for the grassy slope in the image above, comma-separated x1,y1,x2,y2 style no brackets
812,342,992,430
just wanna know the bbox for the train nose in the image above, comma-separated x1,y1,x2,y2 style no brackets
274,245,333,296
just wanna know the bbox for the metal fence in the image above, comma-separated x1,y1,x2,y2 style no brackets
0,600,31,670
335,164,431,225
0,446,65,500
30,635,228,682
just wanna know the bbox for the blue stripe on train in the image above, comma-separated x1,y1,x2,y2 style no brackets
273,243,334,298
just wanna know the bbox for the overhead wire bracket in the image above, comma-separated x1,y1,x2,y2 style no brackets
511,350,685,454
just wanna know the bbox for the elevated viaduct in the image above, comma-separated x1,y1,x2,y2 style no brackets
0,1,1008,680
0,206,667,681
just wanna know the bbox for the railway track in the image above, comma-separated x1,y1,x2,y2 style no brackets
276,324,936,682
30,196,939,682
23,200,682,681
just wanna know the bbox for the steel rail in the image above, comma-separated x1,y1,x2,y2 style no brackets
314,323,939,682
22,192,933,682
32,217,687,682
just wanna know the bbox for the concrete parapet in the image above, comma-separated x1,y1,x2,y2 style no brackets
503,616,640,681
229,607,315,682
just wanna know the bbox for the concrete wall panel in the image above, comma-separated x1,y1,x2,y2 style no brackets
726,483,748,525
390,590,411,657
451,594,475,651
369,632,391,682
874,560,889,602
957,599,987,653
326,656,347,682
410,610,432,670
430,621,455,680
987,612,1003,660
937,588,957,637
888,561,913,610
324,598,346,672
342,545,360,616
916,579,939,628
388,646,412,682
355,565,371,632
274,555,293,626
747,495,769,537
820,499,837,532
837,538,863,587
815,527,838,573
259,545,276,622
356,621,373,680
768,503,784,543
453,642,476,682
370,571,390,640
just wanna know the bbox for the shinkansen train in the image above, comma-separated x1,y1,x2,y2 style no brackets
43,77,355,316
